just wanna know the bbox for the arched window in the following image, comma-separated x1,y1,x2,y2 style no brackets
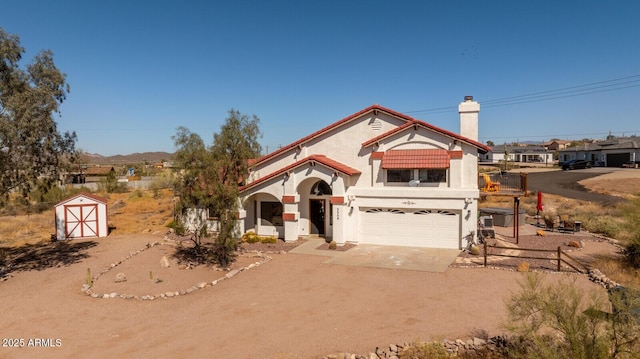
310,180,332,196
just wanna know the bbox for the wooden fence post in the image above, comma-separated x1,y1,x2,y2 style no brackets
484,241,487,267
557,246,561,272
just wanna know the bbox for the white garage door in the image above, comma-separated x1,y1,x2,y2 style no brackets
359,208,460,248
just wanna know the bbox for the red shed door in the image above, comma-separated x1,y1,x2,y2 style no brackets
65,204,99,238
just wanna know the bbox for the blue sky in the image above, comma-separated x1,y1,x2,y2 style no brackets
2,1,639,156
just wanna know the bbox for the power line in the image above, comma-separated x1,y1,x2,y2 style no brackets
479,130,640,142
405,74,640,115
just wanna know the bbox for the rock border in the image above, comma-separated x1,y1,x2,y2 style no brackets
81,240,272,300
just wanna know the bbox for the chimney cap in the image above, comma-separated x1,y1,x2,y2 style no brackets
464,95,474,101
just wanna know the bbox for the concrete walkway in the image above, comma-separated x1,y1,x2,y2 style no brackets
289,237,461,273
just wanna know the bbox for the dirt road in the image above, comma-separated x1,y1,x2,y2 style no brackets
0,233,603,359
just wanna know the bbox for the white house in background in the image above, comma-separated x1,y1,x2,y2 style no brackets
559,136,640,167
237,97,490,249
55,193,109,240
482,144,553,164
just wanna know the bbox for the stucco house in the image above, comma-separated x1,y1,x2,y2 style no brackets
237,97,490,250
559,136,640,167
541,140,571,151
482,144,553,164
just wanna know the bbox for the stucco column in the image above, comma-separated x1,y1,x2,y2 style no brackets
330,196,346,244
282,194,299,242
371,151,384,187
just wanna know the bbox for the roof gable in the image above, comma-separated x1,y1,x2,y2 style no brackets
240,155,360,193
362,119,490,154
252,104,414,167
55,192,108,207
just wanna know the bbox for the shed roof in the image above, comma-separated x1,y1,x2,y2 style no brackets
55,192,108,207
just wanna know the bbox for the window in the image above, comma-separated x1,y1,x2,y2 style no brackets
386,169,413,182
387,169,447,184
310,180,332,195
260,202,283,226
419,169,446,183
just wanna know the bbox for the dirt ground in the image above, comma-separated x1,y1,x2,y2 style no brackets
0,169,638,358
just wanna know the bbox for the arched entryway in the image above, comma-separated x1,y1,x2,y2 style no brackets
309,180,332,236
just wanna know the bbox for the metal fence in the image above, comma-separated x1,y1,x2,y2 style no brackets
479,172,528,194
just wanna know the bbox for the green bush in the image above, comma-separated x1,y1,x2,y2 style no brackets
243,232,261,243
581,216,622,238
623,237,640,269
260,236,277,244
166,220,185,235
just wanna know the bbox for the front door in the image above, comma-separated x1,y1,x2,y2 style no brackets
309,199,325,236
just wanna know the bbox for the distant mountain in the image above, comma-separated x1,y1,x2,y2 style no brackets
83,151,174,165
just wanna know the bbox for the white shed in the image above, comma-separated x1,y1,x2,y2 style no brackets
55,193,109,240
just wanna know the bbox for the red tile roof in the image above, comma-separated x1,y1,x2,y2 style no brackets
240,155,360,193
381,149,450,169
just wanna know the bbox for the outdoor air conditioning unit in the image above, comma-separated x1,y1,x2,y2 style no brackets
478,215,495,239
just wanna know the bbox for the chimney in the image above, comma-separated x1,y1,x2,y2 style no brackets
458,95,479,141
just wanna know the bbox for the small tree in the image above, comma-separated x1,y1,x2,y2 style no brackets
208,109,261,267
172,110,261,267
172,126,214,248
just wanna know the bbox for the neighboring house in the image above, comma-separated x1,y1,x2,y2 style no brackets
559,136,640,167
54,193,109,240
541,140,571,151
72,166,116,184
237,97,490,250
482,145,553,164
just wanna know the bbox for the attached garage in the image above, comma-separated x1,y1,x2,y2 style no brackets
55,193,109,240
606,153,630,167
359,208,460,249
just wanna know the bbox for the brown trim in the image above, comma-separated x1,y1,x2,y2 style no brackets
282,195,296,204
449,150,463,159
371,151,384,159
330,196,345,205
283,213,297,222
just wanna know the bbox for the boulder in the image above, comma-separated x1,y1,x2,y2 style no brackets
517,262,530,272
114,272,127,283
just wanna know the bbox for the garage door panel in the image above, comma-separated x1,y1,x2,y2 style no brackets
361,208,459,248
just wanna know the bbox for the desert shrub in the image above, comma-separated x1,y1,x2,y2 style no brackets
129,189,145,199
505,273,640,359
399,341,448,359
166,220,185,235
242,232,261,243
623,236,640,269
260,236,277,244
581,215,622,238
148,171,175,198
